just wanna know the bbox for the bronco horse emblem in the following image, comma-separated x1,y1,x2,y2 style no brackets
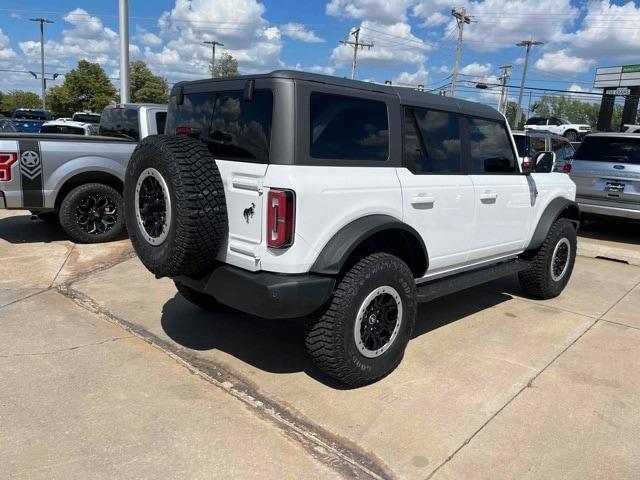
243,203,255,223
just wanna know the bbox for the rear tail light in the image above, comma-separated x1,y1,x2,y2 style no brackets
621,126,629,132
0,152,17,181
267,189,295,248
175,126,200,137
562,162,572,174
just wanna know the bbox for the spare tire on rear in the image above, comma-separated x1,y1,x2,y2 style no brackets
124,135,227,278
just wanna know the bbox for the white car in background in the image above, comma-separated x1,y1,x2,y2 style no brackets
524,116,591,142
40,119,97,136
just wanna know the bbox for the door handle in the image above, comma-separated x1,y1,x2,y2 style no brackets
479,192,498,204
411,194,435,206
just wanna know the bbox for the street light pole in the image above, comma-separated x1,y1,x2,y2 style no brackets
204,41,224,78
515,39,543,128
29,17,54,111
119,0,130,103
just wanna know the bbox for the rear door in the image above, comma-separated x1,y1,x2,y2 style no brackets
571,136,640,209
467,117,532,261
397,107,475,273
166,80,275,271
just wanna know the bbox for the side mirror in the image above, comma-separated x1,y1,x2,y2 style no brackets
533,151,556,173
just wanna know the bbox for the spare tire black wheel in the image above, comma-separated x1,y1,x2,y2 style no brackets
124,135,228,278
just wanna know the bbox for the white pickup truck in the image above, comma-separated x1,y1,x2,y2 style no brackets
0,103,166,243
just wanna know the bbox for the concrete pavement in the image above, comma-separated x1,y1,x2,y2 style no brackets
2,208,640,479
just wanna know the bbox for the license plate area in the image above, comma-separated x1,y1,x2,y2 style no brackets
605,181,625,193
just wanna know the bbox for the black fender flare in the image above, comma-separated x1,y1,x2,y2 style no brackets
310,214,428,277
527,197,580,251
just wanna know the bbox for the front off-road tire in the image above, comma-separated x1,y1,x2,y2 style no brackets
306,253,417,387
175,281,229,312
124,135,227,278
518,218,577,299
58,183,125,243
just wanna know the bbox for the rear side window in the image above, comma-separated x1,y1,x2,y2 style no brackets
575,137,640,164
166,89,273,163
309,92,389,161
41,125,85,135
155,112,167,134
468,118,517,174
404,107,463,174
99,108,140,140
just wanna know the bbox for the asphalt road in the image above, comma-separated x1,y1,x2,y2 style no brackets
1,210,639,479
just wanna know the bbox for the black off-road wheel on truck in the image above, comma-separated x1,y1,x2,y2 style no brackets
174,280,230,312
305,253,417,387
124,135,227,278
58,183,125,243
518,218,577,299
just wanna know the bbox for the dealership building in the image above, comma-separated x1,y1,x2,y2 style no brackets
595,64,640,131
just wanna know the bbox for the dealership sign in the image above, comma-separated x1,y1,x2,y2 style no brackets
595,64,640,88
605,87,632,96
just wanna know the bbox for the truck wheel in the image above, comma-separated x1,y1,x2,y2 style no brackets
564,130,578,141
124,135,227,278
518,218,577,299
175,281,229,312
58,183,125,243
305,253,417,387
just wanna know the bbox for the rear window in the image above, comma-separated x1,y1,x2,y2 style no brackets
575,136,640,164
309,92,389,161
13,110,48,121
99,108,140,140
156,112,167,134
72,113,101,124
41,125,85,135
166,89,273,163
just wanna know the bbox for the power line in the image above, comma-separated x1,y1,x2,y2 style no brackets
339,28,373,80
450,8,471,97
203,40,224,78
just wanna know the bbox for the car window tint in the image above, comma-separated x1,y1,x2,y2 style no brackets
41,125,85,135
166,91,216,139
531,136,545,152
575,137,640,164
513,135,527,157
155,111,167,134
468,117,517,174
404,107,462,173
310,92,389,161
99,108,140,140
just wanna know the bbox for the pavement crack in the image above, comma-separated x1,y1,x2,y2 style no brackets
0,336,131,359
49,244,76,288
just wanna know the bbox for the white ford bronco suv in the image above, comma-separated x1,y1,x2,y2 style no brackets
124,71,579,386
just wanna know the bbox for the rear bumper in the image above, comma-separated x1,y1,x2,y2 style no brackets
578,199,640,220
174,265,336,319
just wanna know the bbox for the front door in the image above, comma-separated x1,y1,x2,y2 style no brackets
467,117,532,261
398,107,475,275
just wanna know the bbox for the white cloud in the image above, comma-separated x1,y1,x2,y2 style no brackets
0,28,17,60
432,65,449,74
280,23,324,43
460,62,491,76
393,64,429,85
330,21,429,69
135,26,162,47
326,0,414,25
534,49,593,75
10,12,20,20
289,63,336,75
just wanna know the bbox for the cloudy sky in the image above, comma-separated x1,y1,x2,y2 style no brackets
0,0,638,108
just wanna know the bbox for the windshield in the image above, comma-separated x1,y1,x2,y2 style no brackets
13,110,48,121
559,118,570,125
575,137,640,164
99,108,139,140
72,113,101,124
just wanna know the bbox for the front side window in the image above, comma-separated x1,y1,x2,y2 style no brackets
404,107,463,174
469,117,517,174
310,92,389,161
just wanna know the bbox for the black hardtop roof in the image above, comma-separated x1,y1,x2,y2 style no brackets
172,70,503,121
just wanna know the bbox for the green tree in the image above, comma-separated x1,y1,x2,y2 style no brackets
130,60,169,104
211,52,240,78
504,101,520,128
47,60,116,117
0,89,42,113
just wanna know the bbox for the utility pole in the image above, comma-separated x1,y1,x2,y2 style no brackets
118,0,130,103
515,39,543,128
340,28,373,80
450,8,471,97
204,40,224,78
497,64,512,115
29,17,54,111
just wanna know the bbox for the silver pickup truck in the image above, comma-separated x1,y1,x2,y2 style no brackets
0,103,166,243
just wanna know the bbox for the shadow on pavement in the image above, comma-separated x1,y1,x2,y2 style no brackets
579,217,640,247
0,214,68,244
161,279,514,388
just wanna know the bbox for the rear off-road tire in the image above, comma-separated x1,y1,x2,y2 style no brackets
124,135,227,278
306,253,417,387
518,218,577,299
